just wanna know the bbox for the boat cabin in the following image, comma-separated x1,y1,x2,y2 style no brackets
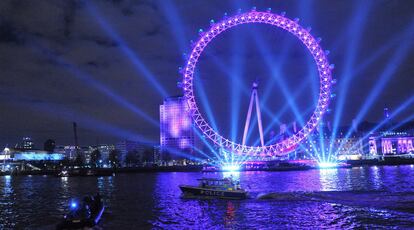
197,178,241,191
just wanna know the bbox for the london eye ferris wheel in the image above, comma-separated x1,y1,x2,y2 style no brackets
181,8,334,157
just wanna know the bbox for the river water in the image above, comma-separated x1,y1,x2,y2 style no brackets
1,165,414,229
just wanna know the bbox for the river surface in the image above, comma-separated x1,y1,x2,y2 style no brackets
1,165,414,229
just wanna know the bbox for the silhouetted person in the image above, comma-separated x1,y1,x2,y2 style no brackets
94,193,102,208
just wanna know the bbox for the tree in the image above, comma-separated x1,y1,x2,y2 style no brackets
142,148,153,163
90,149,102,167
74,153,84,166
125,150,139,167
163,151,172,163
44,139,56,153
60,157,71,167
109,149,120,168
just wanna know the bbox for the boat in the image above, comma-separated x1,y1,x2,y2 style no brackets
201,165,220,172
57,169,114,177
56,194,104,229
179,177,248,199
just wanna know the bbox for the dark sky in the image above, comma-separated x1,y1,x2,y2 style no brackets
0,0,413,147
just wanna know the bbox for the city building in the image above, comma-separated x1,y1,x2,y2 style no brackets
3,137,64,162
55,145,78,161
116,140,155,164
97,144,115,161
153,145,161,163
160,96,195,160
14,137,35,150
334,137,364,160
12,151,64,161
295,123,364,161
117,140,146,157
369,131,414,156
22,137,35,150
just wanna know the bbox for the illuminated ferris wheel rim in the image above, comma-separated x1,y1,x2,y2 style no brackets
182,10,333,156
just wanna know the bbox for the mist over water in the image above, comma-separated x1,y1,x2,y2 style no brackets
1,165,414,229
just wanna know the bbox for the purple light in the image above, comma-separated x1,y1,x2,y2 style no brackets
382,137,414,154
160,97,195,152
179,138,190,148
182,10,333,156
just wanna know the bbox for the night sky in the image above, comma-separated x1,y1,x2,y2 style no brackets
0,0,413,147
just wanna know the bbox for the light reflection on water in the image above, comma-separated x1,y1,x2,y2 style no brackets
371,166,382,190
222,171,241,180
1,165,414,229
319,168,340,191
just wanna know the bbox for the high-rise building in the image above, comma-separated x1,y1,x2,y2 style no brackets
116,140,146,156
160,96,195,160
96,144,115,161
13,137,35,150
54,145,79,161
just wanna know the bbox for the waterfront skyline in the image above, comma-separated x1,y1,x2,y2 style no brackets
2,2,414,228
0,0,413,147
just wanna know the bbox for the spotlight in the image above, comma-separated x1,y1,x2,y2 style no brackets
221,164,240,172
318,162,338,168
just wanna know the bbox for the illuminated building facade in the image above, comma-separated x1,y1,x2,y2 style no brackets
55,145,78,160
368,132,414,156
298,128,364,161
12,151,64,161
160,96,194,160
95,144,115,162
335,137,363,160
14,137,35,150
117,140,144,156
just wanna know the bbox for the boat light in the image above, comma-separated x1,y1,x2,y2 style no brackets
70,202,78,209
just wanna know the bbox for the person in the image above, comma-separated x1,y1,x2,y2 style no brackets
83,196,91,207
94,193,101,203
94,193,102,209
75,197,91,219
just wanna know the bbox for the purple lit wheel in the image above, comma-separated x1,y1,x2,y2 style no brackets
182,10,333,156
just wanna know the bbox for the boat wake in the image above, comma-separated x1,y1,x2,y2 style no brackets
256,191,414,213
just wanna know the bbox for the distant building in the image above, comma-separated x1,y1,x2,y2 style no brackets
369,131,414,156
117,140,145,156
296,127,364,161
5,137,63,161
55,145,78,161
153,145,161,163
12,151,64,161
334,137,363,160
44,139,56,152
279,124,287,135
160,96,195,160
95,144,115,162
22,137,35,150
55,144,115,163
14,137,35,150
83,146,93,164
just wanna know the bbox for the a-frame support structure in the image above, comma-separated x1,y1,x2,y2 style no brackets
242,81,264,147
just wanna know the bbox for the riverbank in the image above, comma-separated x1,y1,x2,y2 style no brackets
1,157,414,176
346,156,414,166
